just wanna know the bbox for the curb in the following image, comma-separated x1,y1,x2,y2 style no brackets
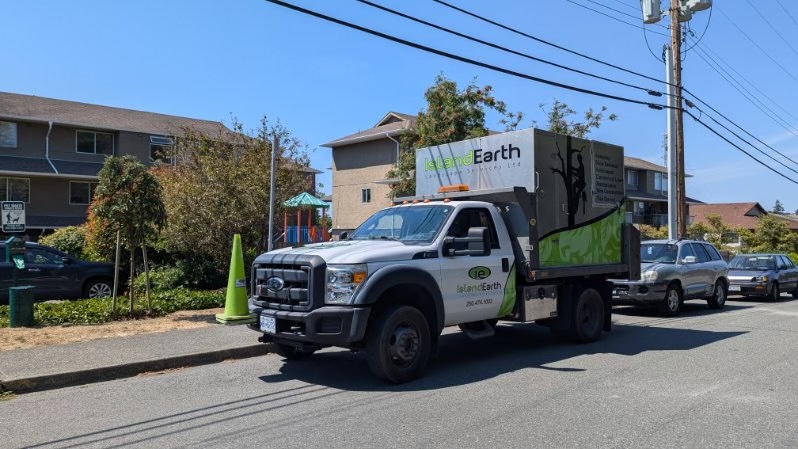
1,344,271,394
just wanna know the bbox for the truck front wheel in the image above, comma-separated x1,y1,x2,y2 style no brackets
367,305,431,383
570,288,605,343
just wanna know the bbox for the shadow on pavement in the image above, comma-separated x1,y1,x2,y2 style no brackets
258,318,747,392
611,302,753,317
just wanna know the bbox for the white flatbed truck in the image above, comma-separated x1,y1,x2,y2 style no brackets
248,128,640,383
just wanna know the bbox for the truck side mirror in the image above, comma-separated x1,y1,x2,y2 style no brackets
443,227,490,257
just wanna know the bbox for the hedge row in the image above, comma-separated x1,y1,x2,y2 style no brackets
0,288,225,328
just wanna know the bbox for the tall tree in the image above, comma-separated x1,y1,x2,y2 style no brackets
739,215,798,253
541,100,617,138
88,155,166,315
154,119,312,273
772,200,785,214
386,74,522,197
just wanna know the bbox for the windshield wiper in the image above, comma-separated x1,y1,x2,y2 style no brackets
379,235,400,241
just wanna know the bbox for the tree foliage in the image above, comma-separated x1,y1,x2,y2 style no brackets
686,214,730,248
540,100,617,138
772,200,785,214
39,226,89,260
87,155,166,313
739,215,798,254
386,74,522,197
153,119,312,274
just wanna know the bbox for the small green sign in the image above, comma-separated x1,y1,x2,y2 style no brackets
468,266,491,280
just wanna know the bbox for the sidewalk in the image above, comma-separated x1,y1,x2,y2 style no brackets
0,324,271,394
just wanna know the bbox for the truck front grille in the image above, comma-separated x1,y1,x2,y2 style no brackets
251,254,325,312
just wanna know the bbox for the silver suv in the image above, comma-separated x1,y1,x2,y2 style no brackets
613,239,729,316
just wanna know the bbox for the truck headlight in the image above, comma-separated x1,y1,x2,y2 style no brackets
642,270,659,282
326,264,367,305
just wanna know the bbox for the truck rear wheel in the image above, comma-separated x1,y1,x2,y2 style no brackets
367,305,431,383
570,288,604,343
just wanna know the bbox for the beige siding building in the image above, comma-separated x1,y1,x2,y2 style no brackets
323,112,415,235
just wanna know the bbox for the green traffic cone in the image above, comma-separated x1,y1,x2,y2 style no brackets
216,234,256,324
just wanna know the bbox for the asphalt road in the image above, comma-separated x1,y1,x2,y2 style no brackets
2,295,797,449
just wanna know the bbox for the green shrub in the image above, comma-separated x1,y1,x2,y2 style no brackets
133,266,187,292
39,226,90,260
0,288,225,328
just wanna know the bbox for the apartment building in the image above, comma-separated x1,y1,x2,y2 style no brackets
0,91,231,239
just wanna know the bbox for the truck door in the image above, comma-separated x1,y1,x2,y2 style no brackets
440,207,515,325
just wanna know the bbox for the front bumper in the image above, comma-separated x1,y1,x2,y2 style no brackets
612,280,669,305
248,304,371,347
727,282,769,296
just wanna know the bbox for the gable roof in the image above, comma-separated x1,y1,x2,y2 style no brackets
689,202,768,230
322,111,417,147
0,91,228,136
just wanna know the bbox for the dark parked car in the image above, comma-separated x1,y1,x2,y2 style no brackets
613,239,729,316
727,253,798,301
0,242,119,304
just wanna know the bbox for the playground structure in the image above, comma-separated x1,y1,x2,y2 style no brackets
281,192,330,245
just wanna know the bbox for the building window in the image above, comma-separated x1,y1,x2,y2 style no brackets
634,201,645,216
361,188,371,203
76,130,114,155
150,136,174,164
627,170,639,189
0,177,30,203
654,172,667,193
69,181,98,205
0,121,17,148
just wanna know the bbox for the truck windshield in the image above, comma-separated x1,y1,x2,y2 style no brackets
640,243,678,264
349,205,453,243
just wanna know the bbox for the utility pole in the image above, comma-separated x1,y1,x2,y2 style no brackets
670,2,687,239
268,134,278,252
642,0,712,240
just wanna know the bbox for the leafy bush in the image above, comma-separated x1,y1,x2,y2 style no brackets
39,226,91,260
0,288,225,328
133,266,186,292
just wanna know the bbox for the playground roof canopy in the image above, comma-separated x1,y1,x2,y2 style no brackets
283,192,330,208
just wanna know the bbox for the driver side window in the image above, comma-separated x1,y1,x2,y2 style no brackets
678,243,695,262
447,208,500,249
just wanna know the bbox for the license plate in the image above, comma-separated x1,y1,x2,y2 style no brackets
729,285,741,292
260,315,276,334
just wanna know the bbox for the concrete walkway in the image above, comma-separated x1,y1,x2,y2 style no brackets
0,324,270,393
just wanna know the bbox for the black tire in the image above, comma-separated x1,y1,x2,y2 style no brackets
707,280,727,309
792,288,798,299
658,284,683,317
569,288,605,343
272,342,315,360
84,279,113,298
768,282,780,302
367,305,431,383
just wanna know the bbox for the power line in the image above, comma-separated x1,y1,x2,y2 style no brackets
715,7,798,87
691,40,798,126
430,0,798,172
264,0,798,185
357,0,665,97
685,109,798,186
689,41,798,143
745,0,798,59
264,0,665,109
565,0,670,37
433,0,670,86
776,0,798,30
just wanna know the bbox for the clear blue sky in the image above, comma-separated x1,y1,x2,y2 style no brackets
4,0,797,213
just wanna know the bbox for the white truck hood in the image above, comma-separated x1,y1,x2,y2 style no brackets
267,240,429,264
